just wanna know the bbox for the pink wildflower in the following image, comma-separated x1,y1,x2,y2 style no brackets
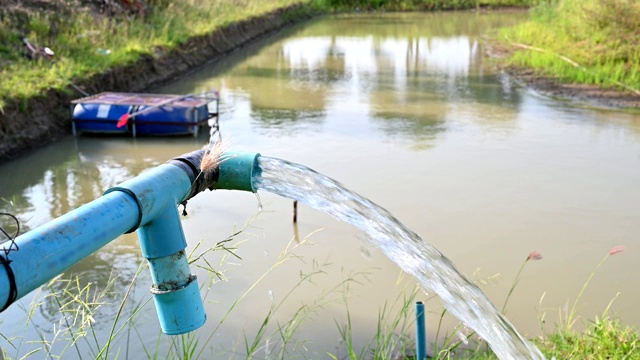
526,251,543,261
608,245,625,256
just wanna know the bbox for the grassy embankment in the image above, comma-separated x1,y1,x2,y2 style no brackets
0,0,312,111
498,0,640,94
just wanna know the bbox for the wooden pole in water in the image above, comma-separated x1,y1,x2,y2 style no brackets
293,200,298,223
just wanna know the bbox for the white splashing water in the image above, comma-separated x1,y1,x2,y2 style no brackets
252,157,544,359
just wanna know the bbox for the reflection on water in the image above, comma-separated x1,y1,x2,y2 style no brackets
2,10,640,359
220,12,526,151
34,243,145,331
0,137,204,230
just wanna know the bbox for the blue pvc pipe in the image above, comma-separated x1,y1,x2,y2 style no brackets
105,163,193,258
106,163,207,334
0,191,139,304
416,301,427,360
0,150,261,335
148,250,204,334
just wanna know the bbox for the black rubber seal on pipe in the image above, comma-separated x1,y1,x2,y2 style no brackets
0,255,17,312
103,188,143,234
169,149,219,200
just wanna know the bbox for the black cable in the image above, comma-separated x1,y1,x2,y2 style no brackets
0,254,17,312
0,213,20,312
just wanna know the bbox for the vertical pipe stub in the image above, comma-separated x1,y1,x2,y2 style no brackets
151,275,204,335
148,251,205,335
416,301,427,360
134,194,207,336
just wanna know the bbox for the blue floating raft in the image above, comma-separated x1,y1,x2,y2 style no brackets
70,92,219,137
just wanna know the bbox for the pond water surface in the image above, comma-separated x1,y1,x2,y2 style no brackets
1,11,640,359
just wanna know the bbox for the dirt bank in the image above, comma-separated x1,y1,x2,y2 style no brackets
501,67,640,110
0,4,313,163
485,40,640,111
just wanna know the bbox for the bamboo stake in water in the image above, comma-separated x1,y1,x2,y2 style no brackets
293,200,298,223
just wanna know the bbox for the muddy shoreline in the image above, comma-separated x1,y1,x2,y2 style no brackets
0,5,314,163
506,68,640,110
485,40,640,111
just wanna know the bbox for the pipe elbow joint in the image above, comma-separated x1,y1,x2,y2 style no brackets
170,149,261,195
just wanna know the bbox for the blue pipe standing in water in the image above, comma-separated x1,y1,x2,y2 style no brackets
0,149,260,335
416,301,427,360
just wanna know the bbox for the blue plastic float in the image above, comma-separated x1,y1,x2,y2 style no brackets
70,92,219,137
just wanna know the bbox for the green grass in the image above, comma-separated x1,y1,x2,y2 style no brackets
499,0,640,93
469,317,640,360
539,317,639,359
0,0,311,111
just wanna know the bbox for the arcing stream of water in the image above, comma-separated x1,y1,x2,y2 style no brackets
253,156,545,359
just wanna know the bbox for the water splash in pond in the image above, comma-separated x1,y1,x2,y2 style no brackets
253,156,544,359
